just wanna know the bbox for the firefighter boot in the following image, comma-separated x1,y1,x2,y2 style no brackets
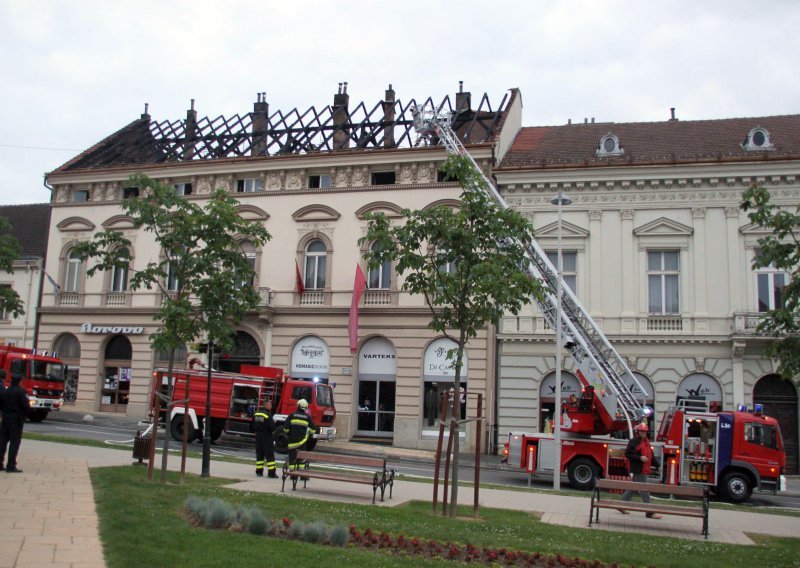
267,469,278,479
256,468,264,477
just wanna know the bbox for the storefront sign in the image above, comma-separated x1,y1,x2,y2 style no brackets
80,322,145,335
291,336,329,378
423,338,468,379
624,372,655,402
359,337,397,376
677,373,722,403
540,372,581,400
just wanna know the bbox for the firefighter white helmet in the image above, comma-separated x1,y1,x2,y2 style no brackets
297,399,309,409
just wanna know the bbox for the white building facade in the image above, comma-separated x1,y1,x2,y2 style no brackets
493,114,800,473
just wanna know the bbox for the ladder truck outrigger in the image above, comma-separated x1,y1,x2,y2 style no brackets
412,105,786,502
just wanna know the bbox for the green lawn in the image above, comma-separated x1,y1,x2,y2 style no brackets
91,466,800,568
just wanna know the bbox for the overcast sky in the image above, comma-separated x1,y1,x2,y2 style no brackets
1,0,798,205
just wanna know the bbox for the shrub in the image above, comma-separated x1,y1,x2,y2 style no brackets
184,496,207,519
289,520,305,540
245,508,269,536
202,498,235,529
302,521,326,544
328,524,349,547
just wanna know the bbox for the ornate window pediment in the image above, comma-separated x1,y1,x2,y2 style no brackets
102,215,136,230
236,204,269,221
596,133,624,157
291,204,341,222
422,198,460,212
634,217,693,237
57,217,95,232
355,201,404,219
535,220,590,239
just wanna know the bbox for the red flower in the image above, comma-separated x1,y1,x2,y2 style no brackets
282,517,292,527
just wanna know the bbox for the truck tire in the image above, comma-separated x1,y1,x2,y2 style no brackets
567,457,599,491
28,409,49,423
210,418,225,441
720,471,752,503
171,416,199,442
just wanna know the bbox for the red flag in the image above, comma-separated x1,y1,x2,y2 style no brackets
295,261,305,296
348,265,367,353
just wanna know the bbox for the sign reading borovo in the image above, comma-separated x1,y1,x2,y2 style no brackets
81,322,145,335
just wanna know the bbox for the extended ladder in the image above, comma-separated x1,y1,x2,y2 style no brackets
412,107,649,433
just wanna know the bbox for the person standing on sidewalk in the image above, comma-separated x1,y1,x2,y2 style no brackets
0,373,30,473
619,422,661,519
254,400,278,478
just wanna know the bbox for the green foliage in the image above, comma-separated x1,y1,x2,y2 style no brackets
741,185,800,380
0,215,24,319
302,521,326,543
203,498,235,529
73,173,271,356
244,507,269,535
289,520,306,539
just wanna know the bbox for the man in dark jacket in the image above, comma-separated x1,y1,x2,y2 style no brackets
619,422,661,518
254,400,278,478
284,399,315,466
0,373,30,473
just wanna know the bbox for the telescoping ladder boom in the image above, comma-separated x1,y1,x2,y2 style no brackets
412,107,649,434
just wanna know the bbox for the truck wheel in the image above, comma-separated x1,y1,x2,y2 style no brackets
567,458,599,491
28,409,49,423
720,471,752,503
210,418,225,441
170,416,197,442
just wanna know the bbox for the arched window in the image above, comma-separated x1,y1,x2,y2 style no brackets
111,247,129,292
304,239,327,289
368,241,391,289
64,249,84,293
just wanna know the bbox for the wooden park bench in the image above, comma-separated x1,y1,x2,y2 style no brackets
281,450,396,504
589,478,709,538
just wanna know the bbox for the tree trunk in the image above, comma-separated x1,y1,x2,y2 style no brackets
160,346,177,483
448,345,465,518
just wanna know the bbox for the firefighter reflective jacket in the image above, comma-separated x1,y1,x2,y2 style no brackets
253,407,274,434
284,409,315,450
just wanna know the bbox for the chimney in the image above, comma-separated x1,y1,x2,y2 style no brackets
455,80,471,115
568,118,572,125
183,99,197,161
669,107,678,121
333,82,350,150
591,117,595,124
383,83,396,148
584,118,588,124
251,92,269,156
141,103,150,120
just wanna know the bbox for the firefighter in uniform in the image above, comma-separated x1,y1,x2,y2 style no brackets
284,399,316,468
254,400,278,478
0,374,30,473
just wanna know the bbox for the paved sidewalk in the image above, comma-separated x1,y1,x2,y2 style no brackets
3,438,800,567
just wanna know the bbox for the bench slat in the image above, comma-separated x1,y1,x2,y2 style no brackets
285,471,376,485
595,480,705,498
593,500,706,517
295,451,384,469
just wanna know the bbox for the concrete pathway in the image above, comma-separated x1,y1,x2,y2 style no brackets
2,438,800,567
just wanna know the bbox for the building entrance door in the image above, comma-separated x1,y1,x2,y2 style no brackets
754,374,798,474
356,380,395,437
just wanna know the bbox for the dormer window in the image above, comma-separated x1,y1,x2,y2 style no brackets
742,127,774,151
596,133,624,157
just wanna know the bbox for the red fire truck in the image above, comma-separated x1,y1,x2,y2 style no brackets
411,106,787,504
152,364,336,450
504,396,786,503
0,345,66,422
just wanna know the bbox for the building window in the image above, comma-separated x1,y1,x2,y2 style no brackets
110,248,129,292
546,251,577,293
0,284,10,320
165,249,181,292
304,240,327,289
596,133,624,157
122,187,139,199
755,251,788,312
237,241,257,289
308,174,332,189
64,249,84,293
371,171,396,185
174,182,193,196
647,250,680,314
742,127,774,151
236,178,263,193
72,189,89,202
368,241,391,289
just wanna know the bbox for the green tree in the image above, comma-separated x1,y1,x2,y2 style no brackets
75,173,271,481
741,184,800,380
361,154,544,516
0,216,24,319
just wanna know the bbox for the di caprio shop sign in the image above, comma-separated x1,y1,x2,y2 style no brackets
80,322,145,335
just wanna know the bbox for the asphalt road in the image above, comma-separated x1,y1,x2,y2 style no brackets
26,416,800,511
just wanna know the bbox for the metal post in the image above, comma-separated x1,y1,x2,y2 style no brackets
474,393,482,516
201,342,213,477
550,192,571,491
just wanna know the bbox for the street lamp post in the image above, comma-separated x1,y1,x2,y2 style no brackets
550,191,572,491
201,341,214,478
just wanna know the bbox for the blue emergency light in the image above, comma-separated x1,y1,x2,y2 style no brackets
737,403,747,412
754,403,764,415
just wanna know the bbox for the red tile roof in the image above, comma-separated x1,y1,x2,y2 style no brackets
498,114,800,170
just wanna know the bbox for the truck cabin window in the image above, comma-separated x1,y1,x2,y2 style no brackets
316,384,334,407
744,422,777,449
291,386,313,403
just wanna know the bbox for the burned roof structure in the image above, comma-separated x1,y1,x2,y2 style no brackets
54,83,513,173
